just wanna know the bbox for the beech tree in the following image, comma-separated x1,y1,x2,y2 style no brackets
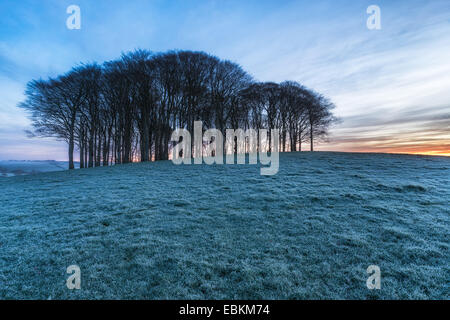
20,49,337,168
20,68,85,169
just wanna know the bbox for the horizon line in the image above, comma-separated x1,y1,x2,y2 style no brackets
1,150,448,162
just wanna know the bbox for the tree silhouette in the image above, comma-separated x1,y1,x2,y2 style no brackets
19,49,337,169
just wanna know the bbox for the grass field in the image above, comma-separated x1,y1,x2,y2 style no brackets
0,152,448,299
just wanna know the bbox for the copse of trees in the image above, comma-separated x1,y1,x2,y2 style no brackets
19,49,337,169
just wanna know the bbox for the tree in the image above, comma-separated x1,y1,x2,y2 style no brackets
305,91,337,151
20,68,85,169
20,49,337,167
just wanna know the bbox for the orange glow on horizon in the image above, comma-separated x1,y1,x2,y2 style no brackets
314,141,450,157
319,149,450,157
403,151,450,157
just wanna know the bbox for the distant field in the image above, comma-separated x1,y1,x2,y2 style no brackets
0,160,77,177
0,152,448,299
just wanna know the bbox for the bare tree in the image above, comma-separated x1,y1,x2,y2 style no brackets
305,91,337,151
20,68,85,169
20,49,337,168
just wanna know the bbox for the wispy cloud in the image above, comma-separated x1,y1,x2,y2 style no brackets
0,0,449,159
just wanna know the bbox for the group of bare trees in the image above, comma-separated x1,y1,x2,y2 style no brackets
19,49,336,170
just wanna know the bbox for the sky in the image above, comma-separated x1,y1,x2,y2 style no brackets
0,0,449,160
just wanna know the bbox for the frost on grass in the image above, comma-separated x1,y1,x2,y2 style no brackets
0,152,448,299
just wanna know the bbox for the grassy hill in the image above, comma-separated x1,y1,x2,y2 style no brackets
0,152,448,299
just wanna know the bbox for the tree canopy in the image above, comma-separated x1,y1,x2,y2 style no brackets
19,49,337,169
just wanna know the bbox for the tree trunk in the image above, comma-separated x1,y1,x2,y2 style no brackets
103,131,109,166
68,118,76,170
88,128,94,167
96,135,102,167
79,143,84,169
291,131,297,152
68,134,75,170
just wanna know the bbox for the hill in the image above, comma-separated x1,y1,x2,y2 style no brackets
0,152,448,299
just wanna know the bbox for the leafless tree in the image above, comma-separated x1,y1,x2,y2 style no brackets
20,49,337,169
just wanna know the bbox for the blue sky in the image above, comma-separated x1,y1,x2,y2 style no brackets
1,0,449,159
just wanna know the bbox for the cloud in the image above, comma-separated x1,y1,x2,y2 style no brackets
0,0,449,159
